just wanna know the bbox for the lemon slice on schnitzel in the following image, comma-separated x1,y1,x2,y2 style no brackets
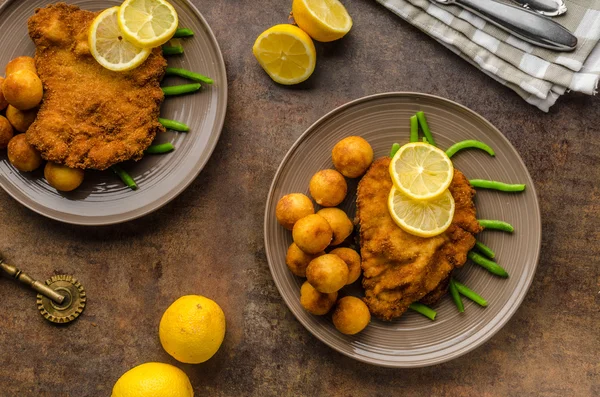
118,0,179,48
89,7,151,72
388,187,455,238
389,142,454,200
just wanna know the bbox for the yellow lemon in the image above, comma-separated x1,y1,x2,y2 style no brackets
89,7,151,72
252,24,316,85
388,187,455,238
118,0,179,48
292,0,353,42
389,142,454,200
111,362,193,397
159,295,226,364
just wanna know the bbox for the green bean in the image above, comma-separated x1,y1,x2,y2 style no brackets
453,280,488,307
145,143,175,154
478,219,515,233
165,67,213,85
410,115,419,143
422,137,429,143
110,165,137,190
469,179,526,192
409,303,436,320
162,83,201,96
468,251,509,278
474,240,495,259
173,28,194,38
390,143,400,158
162,45,184,55
159,118,190,132
448,278,464,313
445,140,495,158
416,111,436,146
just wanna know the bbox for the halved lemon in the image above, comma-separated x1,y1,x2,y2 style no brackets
292,0,353,42
389,142,454,200
388,187,455,238
252,24,316,85
118,0,179,48
89,7,151,72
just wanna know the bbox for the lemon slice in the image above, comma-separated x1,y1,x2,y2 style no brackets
89,7,151,72
292,0,353,42
252,24,316,85
389,142,454,200
388,187,455,238
118,0,179,48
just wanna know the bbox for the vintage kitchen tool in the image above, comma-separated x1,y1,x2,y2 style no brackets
0,252,86,324
512,0,567,16
432,0,577,51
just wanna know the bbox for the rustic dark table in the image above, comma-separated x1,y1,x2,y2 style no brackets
1,0,598,396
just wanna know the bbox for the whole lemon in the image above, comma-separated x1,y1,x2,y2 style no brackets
159,295,226,364
111,362,193,397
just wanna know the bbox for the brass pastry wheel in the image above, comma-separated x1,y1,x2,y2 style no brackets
0,252,86,324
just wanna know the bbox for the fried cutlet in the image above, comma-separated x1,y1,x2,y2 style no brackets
26,3,166,170
357,157,482,321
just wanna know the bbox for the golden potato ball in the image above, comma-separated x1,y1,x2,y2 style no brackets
0,116,14,149
0,77,8,111
2,70,43,110
332,136,374,178
5,56,37,76
332,296,371,335
286,242,324,277
44,162,85,192
276,193,314,230
6,105,38,133
316,208,353,246
300,281,337,315
306,254,349,293
7,134,42,172
329,247,361,285
292,214,332,254
309,169,347,207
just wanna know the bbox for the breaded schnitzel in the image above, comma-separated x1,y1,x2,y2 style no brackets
26,3,166,170
357,157,482,320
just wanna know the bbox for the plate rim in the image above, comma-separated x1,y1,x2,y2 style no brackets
263,91,542,367
0,0,228,226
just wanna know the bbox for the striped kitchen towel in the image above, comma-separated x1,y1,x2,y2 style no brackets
377,0,600,111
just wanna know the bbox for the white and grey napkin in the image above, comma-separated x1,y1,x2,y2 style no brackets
377,0,600,111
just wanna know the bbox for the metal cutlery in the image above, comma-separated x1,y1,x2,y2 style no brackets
511,0,567,16
432,0,577,51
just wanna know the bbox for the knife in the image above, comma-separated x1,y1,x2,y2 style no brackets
511,0,567,16
432,0,577,51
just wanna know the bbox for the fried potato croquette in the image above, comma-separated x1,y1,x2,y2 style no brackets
329,247,361,285
309,169,347,207
300,281,337,315
332,296,371,335
0,77,8,111
7,134,43,172
2,70,43,110
6,56,37,76
276,193,315,230
332,136,373,178
286,243,324,277
292,214,333,254
44,162,85,192
316,208,353,246
306,254,349,293
0,116,14,149
6,105,38,133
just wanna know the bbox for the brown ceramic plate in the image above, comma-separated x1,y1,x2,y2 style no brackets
264,93,541,367
0,0,227,225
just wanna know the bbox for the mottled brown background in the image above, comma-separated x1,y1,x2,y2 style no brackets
0,0,598,396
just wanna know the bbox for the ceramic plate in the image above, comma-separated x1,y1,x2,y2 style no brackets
0,0,227,225
264,92,541,367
